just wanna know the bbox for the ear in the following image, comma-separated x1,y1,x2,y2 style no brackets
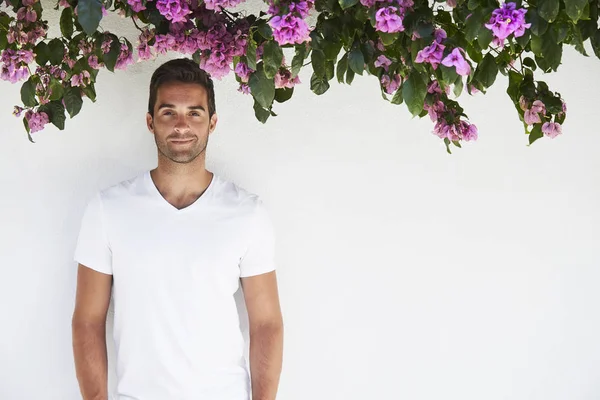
146,113,154,133
208,113,218,135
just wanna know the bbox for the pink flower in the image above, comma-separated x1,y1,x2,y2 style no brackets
415,42,445,69
446,0,457,7
441,48,471,76
374,55,392,70
380,74,401,94
375,7,404,33
461,122,478,141
238,83,251,94
434,28,447,43
24,110,50,133
127,0,146,12
274,69,300,89
530,100,546,115
88,55,101,69
523,109,541,125
0,49,34,83
234,62,252,82
70,71,91,87
542,122,562,138
269,13,311,45
115,43,134,70
156,0,191,23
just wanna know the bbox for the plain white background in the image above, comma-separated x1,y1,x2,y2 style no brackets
1,1,600,399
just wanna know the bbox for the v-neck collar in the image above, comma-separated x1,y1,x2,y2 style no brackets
144,170,218,213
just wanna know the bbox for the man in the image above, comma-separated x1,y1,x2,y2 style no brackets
71,58,284,400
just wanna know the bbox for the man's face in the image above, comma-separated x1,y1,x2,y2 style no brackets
146,81,218,164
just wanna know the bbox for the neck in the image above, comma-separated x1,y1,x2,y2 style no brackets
151,156,214,206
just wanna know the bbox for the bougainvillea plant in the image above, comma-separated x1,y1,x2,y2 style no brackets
0,0,598,151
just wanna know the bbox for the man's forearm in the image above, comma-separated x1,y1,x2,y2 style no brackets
72,321,108,400
249,323,284,400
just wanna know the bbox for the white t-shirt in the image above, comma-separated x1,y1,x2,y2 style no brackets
74,170,276,400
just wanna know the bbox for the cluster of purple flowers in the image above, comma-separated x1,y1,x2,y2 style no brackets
484,2,531,47
361,0,413,34
415,29,471,76
267,0,313,45
137,14,249,79
425,81,478,142
0,49,34,83
13,107,50,133
519,96,565,138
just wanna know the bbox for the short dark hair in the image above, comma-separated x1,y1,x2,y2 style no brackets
148,58,216,118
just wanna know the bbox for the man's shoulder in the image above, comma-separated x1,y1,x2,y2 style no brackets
213,175,262,211
97,170,147,202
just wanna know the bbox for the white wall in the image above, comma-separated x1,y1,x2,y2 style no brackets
1,2,600,399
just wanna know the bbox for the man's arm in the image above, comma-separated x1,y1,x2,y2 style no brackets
241,270,284,400
72,264,112,400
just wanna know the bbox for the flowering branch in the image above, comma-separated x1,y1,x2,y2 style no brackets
0,0,597,151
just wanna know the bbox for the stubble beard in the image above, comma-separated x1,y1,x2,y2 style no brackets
156,130,209,164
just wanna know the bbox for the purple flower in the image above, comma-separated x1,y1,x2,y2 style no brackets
24,110,49,133
204,0,245,10
70,70,91,87
360,0,377,6
374,55,392,70
415,42,445,69
434,28,447,43
375,7,404,33
238,83,251,95
16,7,38,22
0,49,34,83
127,0,146,12
156,0,191,23
530,100,546,115
423,99,445,121
460,121,478,141
88,55,102,69
234,61,253,82
523,109,541,125
484,2,531,47
274,69,301,89
115,43,134,70
381,74,401,94
13,106,24,117
441,48,471,76
101,37,113,54
446,0,457,7
269,13,311,45
289,1,312,18
542,122,562,138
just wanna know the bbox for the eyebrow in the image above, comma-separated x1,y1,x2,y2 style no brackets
157,104,206,112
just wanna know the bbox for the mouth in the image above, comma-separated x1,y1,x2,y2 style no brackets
169,137,196,144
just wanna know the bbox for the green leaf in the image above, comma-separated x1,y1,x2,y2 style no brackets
440,65,458,86
20,79,38,108
346,67,355,84
402,72,427,117
522,56,537,70
257,23,273,39
538,0,560,22
571,24,589,56
311,48,326,77
515,31,531,47
477,27,494,49
592,29,600,59
48,79,65,101
263,41,284,79
48,39,65,65
528,9,549,36
506,70,523,103
391,86,403,104
77,0,103,35
323,41,342,61
528,123,543,145
253,100,270,123
564,0,587,21
444,138,453,154
60,7,74,38
249,67,275,109
64,86,83,118
103,34,121,72
348,47,364,75
310,73,330,95
378,32,399,46
0,14,11,31
34,42,50,66
291,44,307,78
453,76,464,97
246,40,257,71
41,101,67,130
464,9,483,42
325,60,335,80
82,84,96,102
274,87,294,103
339,0,359,9
0,32,6,51
531,29,563,71
474,53,498,88
336,53,348,84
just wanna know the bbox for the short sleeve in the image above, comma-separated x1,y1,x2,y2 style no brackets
74,192,113,275
239,199,276,278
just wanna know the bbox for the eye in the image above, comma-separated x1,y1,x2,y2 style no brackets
163,110,174,116
190,111,201,117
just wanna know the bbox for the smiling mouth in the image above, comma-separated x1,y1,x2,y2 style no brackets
170,138,195,144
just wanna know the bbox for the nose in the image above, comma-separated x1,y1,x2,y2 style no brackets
174,114,190,133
